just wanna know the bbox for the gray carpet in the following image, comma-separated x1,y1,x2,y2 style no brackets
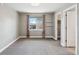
0,38,75,55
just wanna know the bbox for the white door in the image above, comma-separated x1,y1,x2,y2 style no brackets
67,10,76,47
61,13,67,46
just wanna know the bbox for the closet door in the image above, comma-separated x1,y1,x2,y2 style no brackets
67,10,76,47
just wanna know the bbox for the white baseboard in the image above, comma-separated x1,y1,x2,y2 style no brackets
0,36,56,53
0,36,20,53
45,36,55,39
19,36,26,38
19,36,56,39
61,43,66,47
30,36,42,38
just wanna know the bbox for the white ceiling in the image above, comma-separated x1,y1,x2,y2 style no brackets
4,3,74,13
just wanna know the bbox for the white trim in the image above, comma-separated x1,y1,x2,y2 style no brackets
19,36,56,39
45,36,55,39
59,4,77,48
55,12,62,40
0,36,20,53
55,13,58,40
64,4,77,47
19,36,26,38
30,36,42,38
61,43,66,47
63,4,77,12
0,36,56,53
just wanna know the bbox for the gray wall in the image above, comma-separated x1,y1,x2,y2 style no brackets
0,5,19,50
19,13,55,38
19,13,27,36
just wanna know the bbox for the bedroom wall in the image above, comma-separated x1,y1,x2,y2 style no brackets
19,13,55,38
0,5,19,51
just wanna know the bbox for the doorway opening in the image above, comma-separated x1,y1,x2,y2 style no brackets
55,13,61,40
57,20,61,40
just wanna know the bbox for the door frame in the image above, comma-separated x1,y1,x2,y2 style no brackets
63,4,77,47
55,12,62,40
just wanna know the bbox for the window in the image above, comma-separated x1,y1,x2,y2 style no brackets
29,16,43,30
